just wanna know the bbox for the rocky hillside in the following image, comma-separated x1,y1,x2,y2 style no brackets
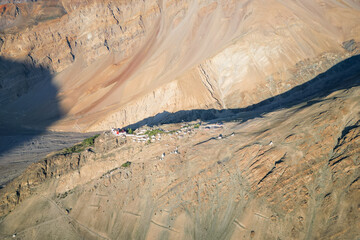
0,55,359,239
0,1,359,238
0,0,360,132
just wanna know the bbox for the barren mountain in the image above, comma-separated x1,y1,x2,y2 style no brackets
0,0,359,132
0,0,360,239
0,54,359,239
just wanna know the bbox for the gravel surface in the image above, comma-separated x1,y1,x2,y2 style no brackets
0,131,97,187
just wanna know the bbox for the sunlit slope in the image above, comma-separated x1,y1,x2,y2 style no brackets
1,61,359,240
0,0,359,131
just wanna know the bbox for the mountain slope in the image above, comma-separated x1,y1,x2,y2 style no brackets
0,0,359,131
0,56,359,239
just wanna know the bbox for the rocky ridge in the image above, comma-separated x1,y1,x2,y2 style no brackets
0,61,359,239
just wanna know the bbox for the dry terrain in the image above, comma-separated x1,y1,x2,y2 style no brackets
0,131,95,187
0,59,359,239
0,1,359,239
0,0,359,132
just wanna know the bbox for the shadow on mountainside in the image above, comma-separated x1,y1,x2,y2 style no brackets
0,56,63,155
126,54,360,129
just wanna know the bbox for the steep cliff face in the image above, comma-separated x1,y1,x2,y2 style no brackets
1,0,360,133
0,56,359,239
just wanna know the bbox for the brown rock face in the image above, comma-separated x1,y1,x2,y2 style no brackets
0,0,360,132
0,56,359,239
0,1,66,34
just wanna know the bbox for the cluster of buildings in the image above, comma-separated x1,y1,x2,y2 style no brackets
111,128,160,143
110,122,224,143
